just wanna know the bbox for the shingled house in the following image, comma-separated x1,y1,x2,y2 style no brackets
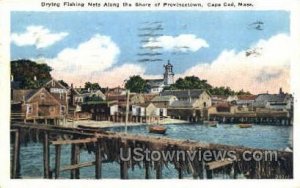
161,89,212,122
253,89,293,111
11,87,66,124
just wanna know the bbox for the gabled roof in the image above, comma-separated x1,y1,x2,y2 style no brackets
255,93,288,102
12,89,37,102
44,79,67,90
151,95,177,102
237,95,257,100
253,93,290,107
26,87,62,105
161,89,209,98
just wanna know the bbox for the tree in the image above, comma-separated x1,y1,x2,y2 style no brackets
84,82,101,90
58,80,69,88
125,75,147,93
167,76,213,90
236,89,251,95
164,75,251,96
11,59,52,89
209,86,235,96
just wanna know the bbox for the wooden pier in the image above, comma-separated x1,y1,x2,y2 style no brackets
10,122,293,179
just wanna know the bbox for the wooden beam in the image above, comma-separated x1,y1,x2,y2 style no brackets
156,162,162,179
145,161,150,179
55,145,61,179
70,144,80,179
205,159,233,171
95,141,102,179
11,129,20,179
61,161,95,172
51,137,97,145
43,131,50,179
120,141,128,179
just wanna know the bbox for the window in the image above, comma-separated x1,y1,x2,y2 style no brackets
27,104,32,114
40,93,45,100
60,105,66,115
60,93,64,100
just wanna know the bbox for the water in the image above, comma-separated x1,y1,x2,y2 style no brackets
17,123,292,179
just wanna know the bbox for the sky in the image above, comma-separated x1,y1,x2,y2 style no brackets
11,11,290,94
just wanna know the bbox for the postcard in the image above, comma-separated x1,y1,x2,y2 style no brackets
0,0,300,187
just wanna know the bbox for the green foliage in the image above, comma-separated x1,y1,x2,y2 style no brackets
11,59,52,89
236,89,251,95
209,86,235,96
84,82,101,90
58,80,69,88
125,75,147,93
170,76,213,90
165,75,251,96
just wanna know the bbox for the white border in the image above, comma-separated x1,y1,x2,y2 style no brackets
0,0,300,187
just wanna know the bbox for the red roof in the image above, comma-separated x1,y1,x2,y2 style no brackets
238,95,256,100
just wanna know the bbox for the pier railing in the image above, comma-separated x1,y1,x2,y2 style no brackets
10,122,293,179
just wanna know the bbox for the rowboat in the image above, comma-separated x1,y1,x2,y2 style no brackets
149,125,167,134
238,124,252,128
203,121,218,127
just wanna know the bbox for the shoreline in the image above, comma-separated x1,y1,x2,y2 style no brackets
64,118,190,128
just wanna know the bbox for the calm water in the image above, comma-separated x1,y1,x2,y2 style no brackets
17,123,292,179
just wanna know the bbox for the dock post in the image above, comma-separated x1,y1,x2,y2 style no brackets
95,140,102,179
206,169,213,179
43,131,50,179
120,141,128,179
145,161,150,179
71,144,80,179
155,161,162,179
55,145,61,179
11,129,21,179
178,167,183,179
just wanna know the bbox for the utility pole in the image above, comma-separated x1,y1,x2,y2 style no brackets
125,90,130,133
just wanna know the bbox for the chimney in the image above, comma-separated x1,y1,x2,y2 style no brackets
71,83,74,89
279,87,283,94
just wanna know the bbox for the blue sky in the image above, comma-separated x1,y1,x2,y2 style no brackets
11,11,290,93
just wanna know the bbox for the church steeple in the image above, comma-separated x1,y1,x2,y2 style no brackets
163,60,174,86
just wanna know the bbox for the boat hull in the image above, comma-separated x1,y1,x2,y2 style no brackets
149,125,167,134
238,124,252,128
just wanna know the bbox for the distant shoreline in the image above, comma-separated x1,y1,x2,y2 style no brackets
64,118,190,129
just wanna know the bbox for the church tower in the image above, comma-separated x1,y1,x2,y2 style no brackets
163,60,175,86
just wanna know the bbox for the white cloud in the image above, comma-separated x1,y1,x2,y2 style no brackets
11,25,68,49
97,64,146,87
143,34,209,52
181,34,290,94
49,34,120,75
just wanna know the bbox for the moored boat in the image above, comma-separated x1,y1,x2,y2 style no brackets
238,124,252,128
149,125,167,134
203,121,218,127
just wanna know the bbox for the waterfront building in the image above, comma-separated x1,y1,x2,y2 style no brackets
151,95,178,108
235,95,256,107
253,88,293,111
161,89,212,109
11,87,66,124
